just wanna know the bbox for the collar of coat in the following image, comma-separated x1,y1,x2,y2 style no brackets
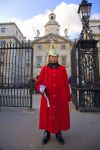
47,62,60,68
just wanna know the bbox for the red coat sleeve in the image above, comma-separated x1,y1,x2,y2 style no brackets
36,66,46,93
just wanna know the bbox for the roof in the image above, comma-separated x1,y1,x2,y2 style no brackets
0,22,25,38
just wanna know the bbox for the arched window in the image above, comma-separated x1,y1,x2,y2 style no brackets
51,16,53,20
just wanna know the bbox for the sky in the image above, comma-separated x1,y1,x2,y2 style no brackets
0,0,100,40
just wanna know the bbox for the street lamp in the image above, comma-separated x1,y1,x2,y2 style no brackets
78,0,92,18
78,0,93,40
71,0,100,111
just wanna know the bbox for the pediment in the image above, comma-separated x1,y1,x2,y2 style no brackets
33,33,71,44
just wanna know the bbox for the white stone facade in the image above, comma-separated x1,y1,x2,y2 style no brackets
0,22,26,45
90,20,100,76
32,11,73,79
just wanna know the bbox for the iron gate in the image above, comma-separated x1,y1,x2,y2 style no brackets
0,42,33,109
71,40,100,111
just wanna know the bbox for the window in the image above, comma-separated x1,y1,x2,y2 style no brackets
98,25,100,29
20,36,21,41
0,53,4,63
51,16,53,20
0,73,3,84
61,45,65,50
37,45,42,51
25,50,30,66
61,56,66,66
1,28,6,33
16,31,18,36
36,56,42,67
0,41,6,47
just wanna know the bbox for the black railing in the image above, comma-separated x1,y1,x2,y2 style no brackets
71,40,100,111
0,42,33,109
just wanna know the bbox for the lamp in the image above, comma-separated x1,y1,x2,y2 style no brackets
78,0,92,19
78,0,93,40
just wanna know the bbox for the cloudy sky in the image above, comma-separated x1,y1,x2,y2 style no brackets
0,0,100,40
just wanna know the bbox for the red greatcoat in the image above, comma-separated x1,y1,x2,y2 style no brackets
36,65,71,134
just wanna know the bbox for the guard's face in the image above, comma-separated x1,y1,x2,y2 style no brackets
49,55,58,63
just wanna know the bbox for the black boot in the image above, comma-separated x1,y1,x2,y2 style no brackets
42,130,50,144
56,132,65,145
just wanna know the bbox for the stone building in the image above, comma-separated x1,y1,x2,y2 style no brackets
32,12,73,78
89,20,100,40
0,22,26,45
0,22,26,84
90,20,100,75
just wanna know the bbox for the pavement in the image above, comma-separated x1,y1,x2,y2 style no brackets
0,94,100,150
